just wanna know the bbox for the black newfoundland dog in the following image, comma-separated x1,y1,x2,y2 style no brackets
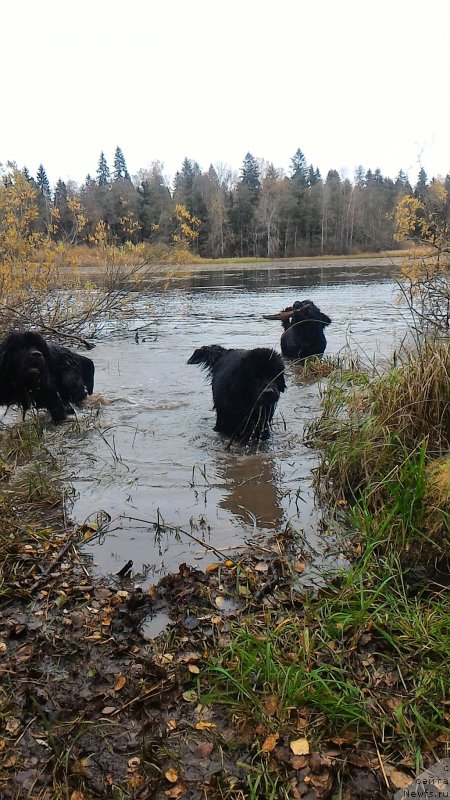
188,345,286,441
0,331,95,423
264,300,332,360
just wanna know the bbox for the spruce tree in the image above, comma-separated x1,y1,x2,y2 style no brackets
97,152,111,186
240,152,260,192
414,167,428,199
36,164,51,199
113,146,131,181
290,148,308,188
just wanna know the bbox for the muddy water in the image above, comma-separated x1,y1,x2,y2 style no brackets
58,260,409,587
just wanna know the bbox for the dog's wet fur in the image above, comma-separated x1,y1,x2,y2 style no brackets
0,331,95,423
188,345,286,441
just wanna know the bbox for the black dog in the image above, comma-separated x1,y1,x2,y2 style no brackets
264,300,332,360
0,331,95,423
188,345,286,441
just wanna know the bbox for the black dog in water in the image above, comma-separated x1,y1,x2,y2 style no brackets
188,345,286,441
0,331,95,423
264,300,332,360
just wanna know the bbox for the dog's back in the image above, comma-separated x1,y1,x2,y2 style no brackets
188,345,285,440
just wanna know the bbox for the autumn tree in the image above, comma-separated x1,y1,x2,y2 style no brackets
136,162,172,241
173,158,207,252
52,179,87,243
201,165,233,257
172,203,201,249
257,164,283,257
395,178,450,332
0,164,60,322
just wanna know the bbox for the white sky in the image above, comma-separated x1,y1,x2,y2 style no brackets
1,0,449,189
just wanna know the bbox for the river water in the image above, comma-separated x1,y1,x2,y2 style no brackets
54,259,410,587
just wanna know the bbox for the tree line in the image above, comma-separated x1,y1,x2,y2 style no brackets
6,146,450,259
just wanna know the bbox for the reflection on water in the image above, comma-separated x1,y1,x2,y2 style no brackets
48,259,409,586
216,452,283,530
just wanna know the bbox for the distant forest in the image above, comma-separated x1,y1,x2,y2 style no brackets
13,146,449,259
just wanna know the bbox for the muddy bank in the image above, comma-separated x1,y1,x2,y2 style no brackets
0,486,404,800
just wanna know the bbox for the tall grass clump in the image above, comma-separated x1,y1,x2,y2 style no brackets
307,338,449,556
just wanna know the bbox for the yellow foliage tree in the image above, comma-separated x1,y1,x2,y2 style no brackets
172,203,201,247
394,180,450,332
0,165,63,323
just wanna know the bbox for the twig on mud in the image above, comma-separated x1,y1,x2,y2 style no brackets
109,678,175,717
124,515,238,564
29,533,78,594
372,734,390,789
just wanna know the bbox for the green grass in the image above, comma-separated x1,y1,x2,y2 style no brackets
201,341,450,774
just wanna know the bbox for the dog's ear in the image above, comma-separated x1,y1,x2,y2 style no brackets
188,345,227,369
81,357,95,394
319,312,331,325
0,335,15,373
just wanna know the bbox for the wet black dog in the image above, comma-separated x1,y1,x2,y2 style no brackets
264,300,331,360
188,345,286,441
0,331,95,423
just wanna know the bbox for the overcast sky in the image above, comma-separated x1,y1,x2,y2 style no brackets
1,0,448,188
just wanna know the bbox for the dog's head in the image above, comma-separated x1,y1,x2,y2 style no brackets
291,300,331,326
263,300,331,328
0,331,51,391
242,348,286,406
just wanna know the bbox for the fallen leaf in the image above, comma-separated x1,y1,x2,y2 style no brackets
188,664,200,674
128,773,145,789
165,767,179,783
289,737,310,755
70,792,85,800
196,742,214,758
294,562,305,574
128,757,140,771
264,695,278,716
214,596,225,608
182,689,198,702
291,755,308,769
205,563,220,573
164,784,186,798
388,768,412,789
5,717,21,735
167,720,177,731
262,733,279,752
254,562,269,572
195,721,216,730
101,706,116,715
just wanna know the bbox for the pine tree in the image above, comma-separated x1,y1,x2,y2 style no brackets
240,153,260,192
53,178,68,207
290,148,308,188
36,164,51,199
113,146,131,181
22,166,36,186
414,167,428,199
97,152,111,186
